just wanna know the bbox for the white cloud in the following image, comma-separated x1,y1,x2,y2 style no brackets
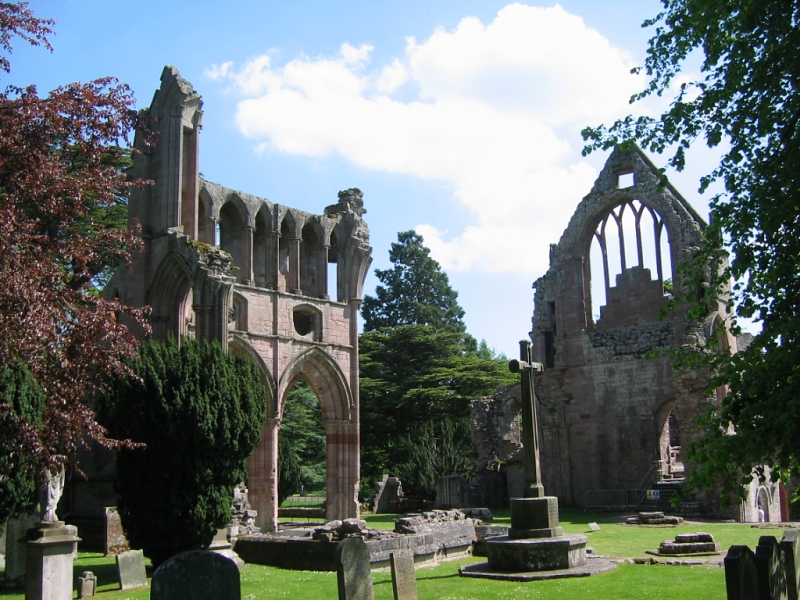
208,3,643,276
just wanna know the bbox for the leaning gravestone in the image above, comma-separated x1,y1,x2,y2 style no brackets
116,549,147,590
725,545,759,600
390,550,418,600
781,530,800,600
151,550,240,600
104,508,129,556
755,535,788,600
334,536,374,600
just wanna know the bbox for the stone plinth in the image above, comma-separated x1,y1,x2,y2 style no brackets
487,534,588,572
508,497,563,539
25,522,80,600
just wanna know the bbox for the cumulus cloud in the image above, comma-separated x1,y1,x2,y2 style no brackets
206,3,643,276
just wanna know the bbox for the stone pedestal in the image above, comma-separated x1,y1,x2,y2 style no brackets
25,522,80,600
508,497,564,539
487,534,588,571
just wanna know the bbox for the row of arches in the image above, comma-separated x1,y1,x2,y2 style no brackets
197,187,345,300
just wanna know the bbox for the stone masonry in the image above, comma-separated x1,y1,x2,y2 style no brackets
101,66,372,531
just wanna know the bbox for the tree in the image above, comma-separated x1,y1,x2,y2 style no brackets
0,360,45,526
0,3,152,490
99,338,266,566
582,1,800,500
359,325,515,497
278,381,327,503
361,231,467,335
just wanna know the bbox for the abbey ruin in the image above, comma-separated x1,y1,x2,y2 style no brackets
104,67,372,531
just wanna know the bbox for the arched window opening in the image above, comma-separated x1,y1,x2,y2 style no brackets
588,199,672,324
328,228,341,301
253,210,269,288
219,201,246,283
278,218,292,292
300,222,321,298
279,380,327,504
659,411,683,481
197,193,215,246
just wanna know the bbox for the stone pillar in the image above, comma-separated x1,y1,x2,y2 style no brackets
325,421,359,521
25,522,80,600
318,245,330,299
266,232,279,290
290,238,301,294
242,226,254,286
248,418,279,532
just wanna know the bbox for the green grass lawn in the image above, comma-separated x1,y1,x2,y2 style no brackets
0,511,777,600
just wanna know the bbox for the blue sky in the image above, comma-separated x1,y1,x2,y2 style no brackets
13,1,720,356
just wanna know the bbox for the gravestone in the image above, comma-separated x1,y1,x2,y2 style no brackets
104,507,129,556
588,523,600,532
725,545,759,600
116,548,147,590
390,550,417,600
755,536,788,600
77,571,97,599
151,550,240,600
4,510,39,588
334,536,374,600
781,530,800,600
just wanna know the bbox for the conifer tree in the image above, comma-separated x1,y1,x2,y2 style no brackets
100,338,266,566
361,231,467,334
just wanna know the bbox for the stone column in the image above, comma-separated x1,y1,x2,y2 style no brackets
266,232,279,290
318,245,330,299
290,238,302,294
242,226,254,286
25,522,80,600
248,418,279,532
325,421,359,521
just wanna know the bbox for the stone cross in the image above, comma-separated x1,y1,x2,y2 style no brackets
509,339,545,498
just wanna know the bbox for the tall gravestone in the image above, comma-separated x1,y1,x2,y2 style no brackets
4,511,39,588
334,536,374,600
390,550,418,600
725,545,760,600
781,530,800,600
755,536,788,600
152,550,240,600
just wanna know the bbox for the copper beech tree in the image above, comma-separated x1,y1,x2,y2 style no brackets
0,2,153,518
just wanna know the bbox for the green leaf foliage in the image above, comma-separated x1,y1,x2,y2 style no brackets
582,1,800,500
278,382,326,502
361,231,468,337
0,359,45,526
99,337,266,566
359,325,514,498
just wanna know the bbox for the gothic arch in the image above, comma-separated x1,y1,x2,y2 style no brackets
228,335,278,418
149,253,193,340
279,347,352,422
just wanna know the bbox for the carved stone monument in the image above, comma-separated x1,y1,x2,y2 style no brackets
460,341,615,580
116,549,148,590
335,536,374,600
25,521,80,600
77,571,97,599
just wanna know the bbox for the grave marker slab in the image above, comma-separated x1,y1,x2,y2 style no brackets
151,550,240,600
335,536,374,600
588,523,600,532
116,549,147,590
725,545,759,600
390,550,417,600
781,530,800,600
104,508,129,556
77,571,97,599
755,536,788,600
